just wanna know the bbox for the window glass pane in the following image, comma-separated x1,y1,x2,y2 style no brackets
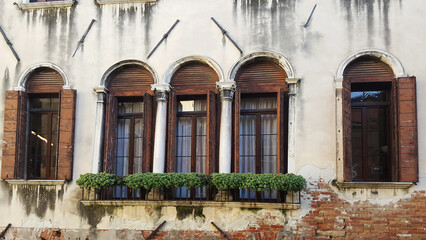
241,96,277,110
118,101,143,114
351,91,388,102
240,115,256,173
178,100,207,112
30,97,59,110
176,117,192,172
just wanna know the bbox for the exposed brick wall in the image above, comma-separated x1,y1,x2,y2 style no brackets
4,180,426,239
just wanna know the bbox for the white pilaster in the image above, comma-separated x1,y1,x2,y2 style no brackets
217,82,235,173
91,87,107,173
335,77,344,182
151,85,170,173
285,78,301,174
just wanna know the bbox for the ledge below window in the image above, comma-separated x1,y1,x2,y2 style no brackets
17,1,75,10
95,0,157,5
5,179,66,186
81,200,300,210
335,181,413,189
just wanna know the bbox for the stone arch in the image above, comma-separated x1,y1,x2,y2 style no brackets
16,63,70,91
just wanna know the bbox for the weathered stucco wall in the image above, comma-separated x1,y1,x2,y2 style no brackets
0,0,426,238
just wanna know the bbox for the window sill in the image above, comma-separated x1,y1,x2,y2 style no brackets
95,0,157,5
335,181,413,189
81,200,300,210
5,179,66,186
17,1,75,10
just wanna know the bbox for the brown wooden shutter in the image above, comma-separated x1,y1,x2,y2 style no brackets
170,62,218,94
57,89,76,180
143,93,153,173
234,90,241,173
103,95,118,173
277,89,288,174
342,79,352,181
343,57,394,83
167,91,177,173
235,60,288,92
108,66,154,96
397,76,418,182
207,91,217,174
26,68,64,93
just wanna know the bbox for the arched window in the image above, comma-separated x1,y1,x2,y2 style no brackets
342,56,418,182
103,65,155,178
1,67,76,180
167,61,219,198
234,58,289,176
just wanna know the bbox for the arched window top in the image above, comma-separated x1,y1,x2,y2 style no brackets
343,56,394,83
26,67,64,93
106,64,154,93
235,58,288,92
170,61,219,92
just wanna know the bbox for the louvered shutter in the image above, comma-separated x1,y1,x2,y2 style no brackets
103,95,118,173
207,91,217,174
167,91,177,173
397,77,418,182
26,68,63,93
143,93,153,173
233,90,241,173
277,88,288,174
342,79,352,181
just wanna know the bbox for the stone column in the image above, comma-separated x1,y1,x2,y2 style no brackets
334,77,344,182
151,85,170,173
217,82,235,174
91,87,107,173
285,78,301,174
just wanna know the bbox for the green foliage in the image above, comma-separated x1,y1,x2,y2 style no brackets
211,173,306,192
124,172,210,190
76,172,121,189
76,172,306,192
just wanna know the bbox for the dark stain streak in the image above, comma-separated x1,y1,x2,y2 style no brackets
144,4,154,56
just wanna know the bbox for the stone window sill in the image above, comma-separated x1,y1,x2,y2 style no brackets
5,179,66,186
17,1,75,10
96,0,157,5
335,181,413,189
81,200,300,210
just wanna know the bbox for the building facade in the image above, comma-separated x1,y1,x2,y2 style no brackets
0,0,425,239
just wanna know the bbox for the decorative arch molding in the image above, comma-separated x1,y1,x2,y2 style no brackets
229,51,296,82
15,63,70,91
99,59,159,88
336,49,406,79
162,56,224,85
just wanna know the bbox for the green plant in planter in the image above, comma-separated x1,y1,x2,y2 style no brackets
124,173,210,190
76,172,121,189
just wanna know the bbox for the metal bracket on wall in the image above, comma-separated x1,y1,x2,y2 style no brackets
145,220,166,240
147,19,180,59
211,221,232,240
0,26,20,61
303,4,317,28
0,223,12,239
72,19,96,57
211,17,243,54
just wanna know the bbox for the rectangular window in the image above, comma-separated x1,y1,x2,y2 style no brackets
28,96,59,179
175,99,207,198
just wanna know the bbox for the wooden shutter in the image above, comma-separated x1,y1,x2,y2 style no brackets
235,60,288,92
108,66,154,96
342,79,352,181
397,77,418,182
103,95,118,173
170,62,218,94
1,91,27,179
343,57,394,83
167,91,177,173
26,68,64,93
207,91,217,174
57,89,76,180
143,93,153,173
277,89,288,174
234,90,241,173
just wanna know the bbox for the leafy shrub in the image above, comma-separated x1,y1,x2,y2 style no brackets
76,172,121,189
124,172,210,190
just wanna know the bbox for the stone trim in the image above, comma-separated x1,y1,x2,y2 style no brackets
96,0,157,5
5,180,66,185
81,200,300,210
16,63,70,91
335,181,413,189
17,1,75,10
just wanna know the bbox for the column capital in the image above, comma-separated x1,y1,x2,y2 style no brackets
151,84,171,93
285,78,301,85
93,87,108,94
334,77,343,90
216,81,235,100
